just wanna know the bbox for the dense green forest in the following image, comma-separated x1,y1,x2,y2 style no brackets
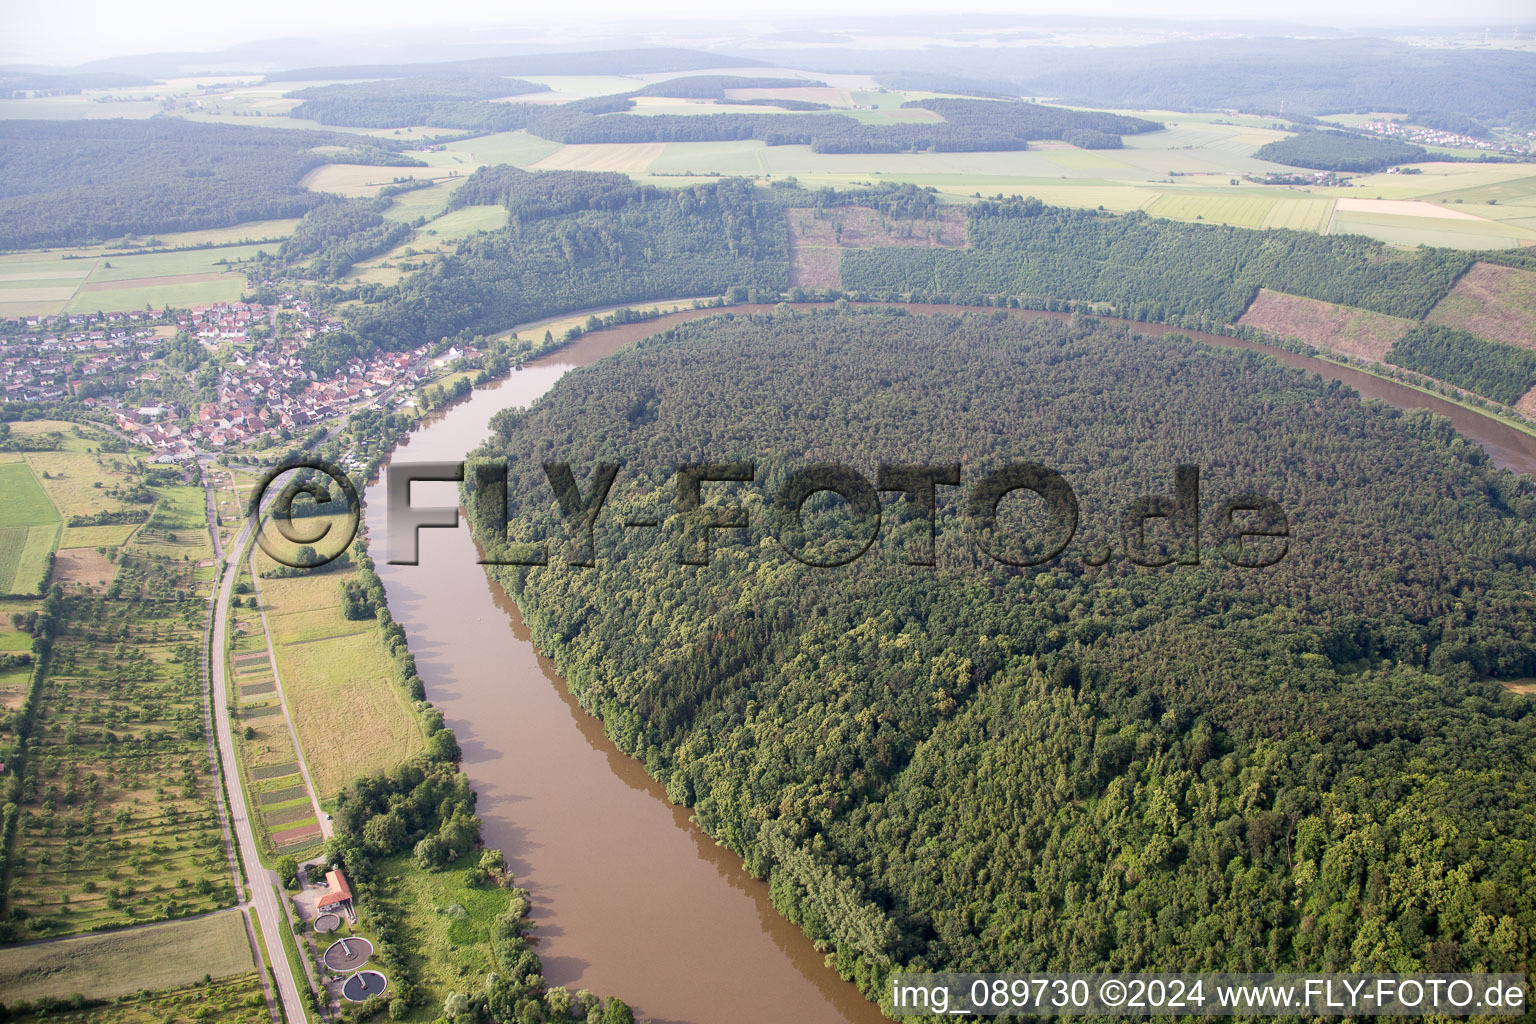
903,98,1160,145
348,177,786,349
0,119,420,248
1386,324,1536,407
288,73,548,131
522,98,1159,154
471,309,1536,1011
1255,129,1427,173
276,198,412,280
840,198,1471,320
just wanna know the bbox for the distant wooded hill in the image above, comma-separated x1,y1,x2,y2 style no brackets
263,47,766,83
1255,129,1427,172
0,119,422,249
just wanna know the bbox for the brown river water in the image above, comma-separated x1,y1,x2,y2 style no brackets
363,303,1536,1024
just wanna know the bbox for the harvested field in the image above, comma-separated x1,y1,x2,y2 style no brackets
1238,288,1416,361
272,823,323,847
1515,386,1536,419
1334,197,1490,221
1427,262,1536,350
51,546,117,590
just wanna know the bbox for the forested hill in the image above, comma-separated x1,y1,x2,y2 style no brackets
349,171,1485,361
0,119,422,248
347,176,787,350
840,197,1471,321
472,309,1536,1010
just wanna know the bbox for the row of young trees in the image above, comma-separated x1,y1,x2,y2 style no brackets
470,309,1536,1008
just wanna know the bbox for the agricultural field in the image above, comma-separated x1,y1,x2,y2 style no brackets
251,547,424,801
1145,192,1277,227
1238,288,1418,361
297,164,444,198
1260,197,1337,232
5,591,235,940
0,241,267,318
1426,261,1536,349
0,461,61,596
0,910,256,1003
530,143,670,173
1327,208,1535,250
226,567,323,860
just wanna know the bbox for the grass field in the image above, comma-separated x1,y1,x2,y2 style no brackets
252,550,424,801
432,130,565,169
0,461,62,595
1426,261,1536,349
0,911,255,1002
0,238,273,317
380,180,467,224
419,205,510,240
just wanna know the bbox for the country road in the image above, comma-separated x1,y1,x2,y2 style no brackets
202,462,312,1024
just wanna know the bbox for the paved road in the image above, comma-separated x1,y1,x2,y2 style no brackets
203,467,312,1024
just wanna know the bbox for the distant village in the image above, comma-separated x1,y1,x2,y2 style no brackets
1359,119,1535,156
0,299,471,459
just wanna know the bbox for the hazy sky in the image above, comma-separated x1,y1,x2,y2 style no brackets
3,0,1530,66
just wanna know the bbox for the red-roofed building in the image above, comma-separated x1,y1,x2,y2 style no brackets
316,868,355,920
